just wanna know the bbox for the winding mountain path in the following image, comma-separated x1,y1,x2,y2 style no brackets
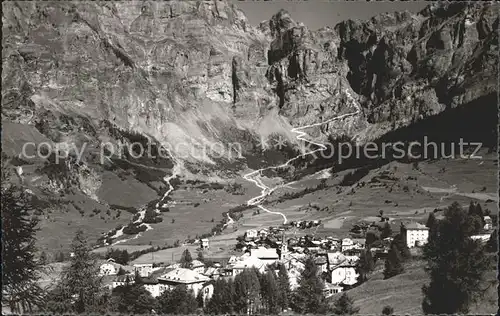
110,154,182,246
243,90,361,224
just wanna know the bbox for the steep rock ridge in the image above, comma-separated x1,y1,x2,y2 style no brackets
335,2,498,133
2,1,498,172
1,0,275,167
261,2,497,143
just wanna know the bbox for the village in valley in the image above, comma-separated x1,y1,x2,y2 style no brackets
2,1,498,315
96,204,495,310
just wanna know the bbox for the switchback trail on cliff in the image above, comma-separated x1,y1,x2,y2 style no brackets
243,89,361,224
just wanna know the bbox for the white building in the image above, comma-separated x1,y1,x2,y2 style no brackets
327,252,346,267
223,255,266,277
112,275,135,288
471,234,491,243
134,263,153,277
483,216,493,230
341,238,355,252
143,278,163,298
249,247,279,265
244,229,258,240
157,268,211,297
200,238,210,249
258,229,268,238
330,264,359,286
203,266,222,280
189,260,206,274
402,222,429,248
99,259,119,276
323,283,343,298
327,252,359,286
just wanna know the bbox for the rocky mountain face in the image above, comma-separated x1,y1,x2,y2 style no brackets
2,1,498,184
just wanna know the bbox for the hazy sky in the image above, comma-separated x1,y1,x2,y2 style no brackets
230,0,428,30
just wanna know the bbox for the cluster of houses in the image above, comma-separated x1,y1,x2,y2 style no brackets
99,259,214,303
98,214,494,303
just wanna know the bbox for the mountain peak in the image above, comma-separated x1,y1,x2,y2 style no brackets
269,9,297,37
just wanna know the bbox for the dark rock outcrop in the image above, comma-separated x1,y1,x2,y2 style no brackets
2,0,497,173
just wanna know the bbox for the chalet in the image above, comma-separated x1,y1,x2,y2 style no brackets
351,238,366,249
244,229,258,240
327,252,346,268
99,259,119,276
323,283,343,297
258,229,269,238
287,237,299,247
200,238,210,249
343,248,363,256
189,260,205,274
134,263,154,277
112,275,135,288
142,277,162,297
330,262,359,286
341,238,355,252
99,259,135,276
203,267,222,280
281,253,306,271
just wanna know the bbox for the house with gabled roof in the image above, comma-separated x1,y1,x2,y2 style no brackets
99,258,134,276
223,255,266,277
189,260,205,274
112,274,135,289
157,268,211,297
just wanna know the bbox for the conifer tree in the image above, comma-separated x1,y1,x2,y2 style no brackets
206,278,235,314
196,289,204,308
422,202,490,314
383,244,404,279
2,167,46,313
425,212,437,228
392,231,411,260
382,305,394,315
291,257,329,314
331,292,359,315
180,249,193,268
356,249,374,283
277,263,291,311
486,228,497,252
197,250,205,262
111,277,156,314
234,268,261,315
365,231,379,247
44,230,104,313
120,250,130,265
157,284,197,314
260,269,280,314
380,222,393,239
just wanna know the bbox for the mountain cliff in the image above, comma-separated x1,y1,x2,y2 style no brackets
2,1,497,206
